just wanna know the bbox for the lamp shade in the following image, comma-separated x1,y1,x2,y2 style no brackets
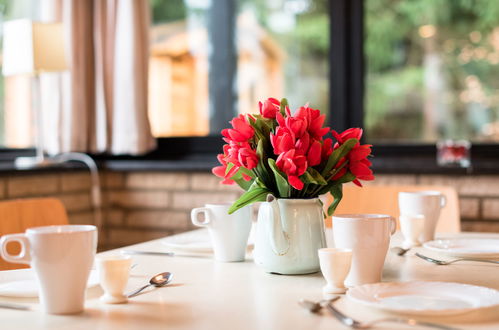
2,19,68,76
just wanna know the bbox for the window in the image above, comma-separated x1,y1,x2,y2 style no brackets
149,0,329,138
365,0,499,144
0,0,39,148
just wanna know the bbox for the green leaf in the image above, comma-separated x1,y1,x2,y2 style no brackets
279,98,288,116
327,185,343,216
321,138,358,177
233,177,254,191
306,167,327,185
228,187,270,214
333,172,356,185
268,158,290,197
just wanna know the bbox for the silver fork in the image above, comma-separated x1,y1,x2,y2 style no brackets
299,297,460,330
415,252,499,265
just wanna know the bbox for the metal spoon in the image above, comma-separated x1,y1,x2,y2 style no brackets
391,246,411,256
127,272,173,298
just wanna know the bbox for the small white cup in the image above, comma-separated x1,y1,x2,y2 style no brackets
399,214,425,249
0,225,97,314
318,248,352,295
398,191,446,242
96,255,132,304
191,203,251,262
333,214,396,287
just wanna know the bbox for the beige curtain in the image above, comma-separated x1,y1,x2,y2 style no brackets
40,0,155,155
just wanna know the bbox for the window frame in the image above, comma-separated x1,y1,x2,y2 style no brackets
2,0,498,175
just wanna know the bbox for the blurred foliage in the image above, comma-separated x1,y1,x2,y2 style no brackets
366,0,499,142
150,0,186,24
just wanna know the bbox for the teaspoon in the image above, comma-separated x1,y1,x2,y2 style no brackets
127,272,173,298
390,246,411,256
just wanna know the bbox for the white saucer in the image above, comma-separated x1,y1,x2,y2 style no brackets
0,268,99,298
423,238,499,258
347,281,499,315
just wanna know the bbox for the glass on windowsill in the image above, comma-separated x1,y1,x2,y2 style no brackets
436,140,471,168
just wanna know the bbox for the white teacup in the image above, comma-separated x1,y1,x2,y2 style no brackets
333,214,396,287
398,191,446,242
191,204,251,262
0,225,97,314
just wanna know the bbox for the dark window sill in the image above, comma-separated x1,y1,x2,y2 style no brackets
0,155,497,176
0,141,496,175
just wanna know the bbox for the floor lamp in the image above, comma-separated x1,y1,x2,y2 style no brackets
2,19,103,233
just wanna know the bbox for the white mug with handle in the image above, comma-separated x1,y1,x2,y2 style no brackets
191,203,251,262
398,191,446,242
0,225,97,314
333,214,396,287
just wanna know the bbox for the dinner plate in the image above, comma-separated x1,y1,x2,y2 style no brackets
161,229,255,254
161,232,213,253
0,268,99,298
347,281,499,315
423,238,499,258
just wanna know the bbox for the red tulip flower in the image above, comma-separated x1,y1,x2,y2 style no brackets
212,153,235,185
295,106,329,139
238,147,259,170
271,127,295,155
276,149,307,190
222,114,254,143
306,140,322,166
259,98,280,119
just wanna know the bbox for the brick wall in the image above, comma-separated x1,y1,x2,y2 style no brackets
1,171,498,249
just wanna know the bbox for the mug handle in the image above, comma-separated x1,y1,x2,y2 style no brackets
440,195,447,208
0,234,31,265
389,216,397,235
191,207,211,227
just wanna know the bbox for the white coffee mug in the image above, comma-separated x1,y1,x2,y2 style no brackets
0,225,97,314
191,204,251,262
333,214,396,287
398,191,446,242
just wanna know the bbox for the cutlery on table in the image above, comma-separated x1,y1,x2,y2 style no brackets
391,246,411,256
299,297,460,330
0,302,32,311
122,250,175,257
415,252,499,265
127,272,173,298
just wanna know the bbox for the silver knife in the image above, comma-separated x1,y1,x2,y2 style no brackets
0,302,31,311
121,250,175,257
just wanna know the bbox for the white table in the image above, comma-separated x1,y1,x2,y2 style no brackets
2,230,499,330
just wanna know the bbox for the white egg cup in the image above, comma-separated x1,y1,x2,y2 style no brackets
318,248,353,295
399,214,425,249
96,255,132,304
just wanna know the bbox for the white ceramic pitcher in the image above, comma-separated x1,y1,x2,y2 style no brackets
253,195,326,275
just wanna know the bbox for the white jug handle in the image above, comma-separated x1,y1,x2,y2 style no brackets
0,234,31,265
440,195,447,208
389,216,397,235
191,207,211,227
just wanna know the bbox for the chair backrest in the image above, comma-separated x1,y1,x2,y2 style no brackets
0,198,68,270
326,185,460,233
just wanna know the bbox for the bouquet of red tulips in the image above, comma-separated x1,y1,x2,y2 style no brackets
213,98,374,214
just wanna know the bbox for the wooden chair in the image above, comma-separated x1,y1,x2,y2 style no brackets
325,185,460,233
0,198,68,270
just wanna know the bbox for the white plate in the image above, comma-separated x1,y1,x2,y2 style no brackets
161,229,255,254
161,233,213,253
0,269,99,298
423,238,499,258
347,281,499,315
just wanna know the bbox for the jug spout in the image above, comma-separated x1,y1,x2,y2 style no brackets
266,194,289,256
